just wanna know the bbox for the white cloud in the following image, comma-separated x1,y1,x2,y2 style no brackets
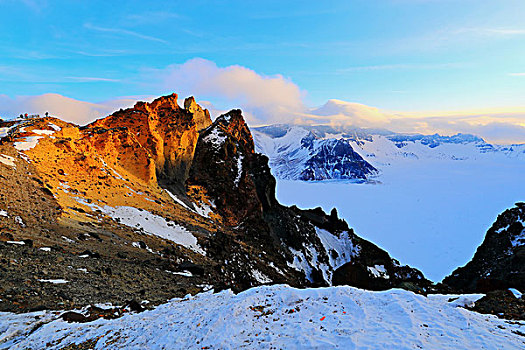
303,100,525,144
146,58,307,124
0,93,137,125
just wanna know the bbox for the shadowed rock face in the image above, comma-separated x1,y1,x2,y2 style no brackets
443,203,525,293
187,110,261,227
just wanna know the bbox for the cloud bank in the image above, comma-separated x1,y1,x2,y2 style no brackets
1,59,524,144
145,58,525,144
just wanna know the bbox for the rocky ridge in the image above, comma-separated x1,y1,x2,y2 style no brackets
0,94,429,313
253,126,378,182
252,124,525,182
441,203,525,319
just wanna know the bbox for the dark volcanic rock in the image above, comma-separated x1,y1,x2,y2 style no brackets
443,203,525,293
469,290,525,320
187,110,260,226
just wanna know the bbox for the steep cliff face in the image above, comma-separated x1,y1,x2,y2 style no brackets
187,110,260,226
0,94,429,313
443,203,525,293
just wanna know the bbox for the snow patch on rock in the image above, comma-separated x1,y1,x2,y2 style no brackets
32,129,55,136
234,154,243,186
252,270,272,284
14,136,43,151
104,206,205,255
367,265,390,279
75,198,205,255
0,154,15,167
203,127,227,148
38,279,68,284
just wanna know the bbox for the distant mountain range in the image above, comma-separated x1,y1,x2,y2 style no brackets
252,124,525,182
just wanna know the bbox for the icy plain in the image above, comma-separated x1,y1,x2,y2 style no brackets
277,155,525,282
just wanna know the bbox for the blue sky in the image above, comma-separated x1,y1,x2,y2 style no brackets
1,0,525,141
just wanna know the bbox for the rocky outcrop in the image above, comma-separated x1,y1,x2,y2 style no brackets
443,203,525,293
187,110,259,226
468,290,525,320
90,93,212,189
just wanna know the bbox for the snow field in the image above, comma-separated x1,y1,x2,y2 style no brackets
0,285,523,349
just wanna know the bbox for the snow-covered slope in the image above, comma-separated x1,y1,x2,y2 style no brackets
253,126,377,181
253,124,525,181
1,285,523,349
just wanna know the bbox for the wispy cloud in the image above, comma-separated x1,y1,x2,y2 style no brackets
124,11,180,24
509,73,525,77
481,28,525,35
73,49,130,57
65,76,120,83
248,7,343,20
338,62,466,72
18,0,47,12
84,23,168,44
452,27,525,37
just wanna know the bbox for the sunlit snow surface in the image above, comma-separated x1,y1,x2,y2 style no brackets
277,156,525,282
1,285,523,349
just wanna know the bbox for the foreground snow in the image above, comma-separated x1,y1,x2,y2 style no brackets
1,285,523,349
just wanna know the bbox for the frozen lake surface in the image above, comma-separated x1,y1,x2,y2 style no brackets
276,158,525,282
